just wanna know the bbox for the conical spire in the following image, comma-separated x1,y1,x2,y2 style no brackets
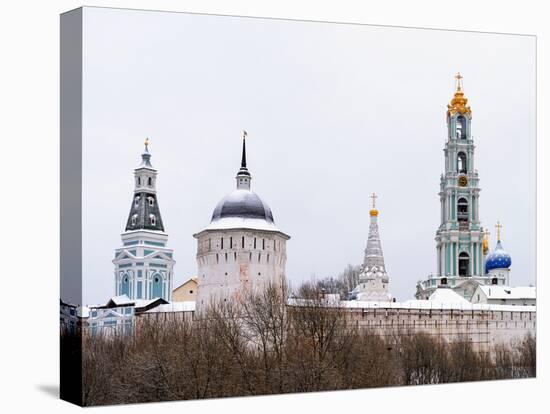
363,198,386,271
236,131,252,189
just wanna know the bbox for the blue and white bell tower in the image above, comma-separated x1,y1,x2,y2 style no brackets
416,74,492,300
112,139,175,301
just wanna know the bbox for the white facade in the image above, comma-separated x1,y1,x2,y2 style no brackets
194,135,290,309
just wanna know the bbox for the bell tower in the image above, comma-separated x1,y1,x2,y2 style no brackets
112,139,175,301
436,73,485,283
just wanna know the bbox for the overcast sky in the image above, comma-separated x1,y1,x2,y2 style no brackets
79,7,535,305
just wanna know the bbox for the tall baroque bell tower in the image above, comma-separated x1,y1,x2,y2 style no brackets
416,74,491,300
112,139,175,301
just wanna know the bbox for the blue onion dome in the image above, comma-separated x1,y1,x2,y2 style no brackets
485,240,512,272
211,189,274,223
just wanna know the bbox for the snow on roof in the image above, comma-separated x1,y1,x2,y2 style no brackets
288,298,535,312
77,306,90,318
428,288,470,305
144,301,196,313
477,286,536,300
199,217,285,234
108,294,134,306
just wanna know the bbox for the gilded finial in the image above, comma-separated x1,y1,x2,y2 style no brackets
144,137,150,152
495,221,503,241
447,72,471,117
370,192,379,217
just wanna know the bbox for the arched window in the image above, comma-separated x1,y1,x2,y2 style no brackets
459,252,470,276
456,115,467,139
441,277,447,285
457,198,469,222
152,274,163,299
137,177,141,186
148,177,153,186
134,196,140,207
121,273,130,296
148,197,154,206
457,152,467,173
131,214,138,226
492,278,498,285
149,214,156,226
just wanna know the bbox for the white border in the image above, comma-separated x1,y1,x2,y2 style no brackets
1,1,547,413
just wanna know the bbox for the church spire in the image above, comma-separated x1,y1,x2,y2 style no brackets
138,137,154,169
126,139,165,232
353,193,391,301
363,194,386,272
236,130,252,190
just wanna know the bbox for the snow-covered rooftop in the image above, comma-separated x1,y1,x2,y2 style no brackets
200,217,284,233
428,288,470,305
288,297,535,312
477,286,536,300
144,301,196,313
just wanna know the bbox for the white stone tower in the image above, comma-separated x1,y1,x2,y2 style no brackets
416,74,492,300
113,139,175,301
194,132,290,309
352,193,392,301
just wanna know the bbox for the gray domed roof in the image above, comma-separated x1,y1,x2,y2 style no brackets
211,189,274,223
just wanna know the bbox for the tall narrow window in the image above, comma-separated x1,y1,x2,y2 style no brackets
459,252,470,276
457,152,467,174
230,237,233,249
149,214,156,226
148,197,155,206
134,196,139,207
131,214,138,226
262,239,265,250
254,238,256,249
221,237,224,249
148,177,153,186
457,198,468,222
456,116,466,139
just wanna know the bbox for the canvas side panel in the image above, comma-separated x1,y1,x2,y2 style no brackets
60,7,83,407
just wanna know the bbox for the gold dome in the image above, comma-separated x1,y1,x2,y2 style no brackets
447,73,472,117
370,209,379,217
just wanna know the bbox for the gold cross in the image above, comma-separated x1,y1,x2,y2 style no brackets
371,192,378,209
455,72,463,91
495,221,503,241
144,137,149,151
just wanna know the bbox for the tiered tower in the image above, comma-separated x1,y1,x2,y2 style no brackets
352,193,392,301
113,139,175,301
416,74,493,300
